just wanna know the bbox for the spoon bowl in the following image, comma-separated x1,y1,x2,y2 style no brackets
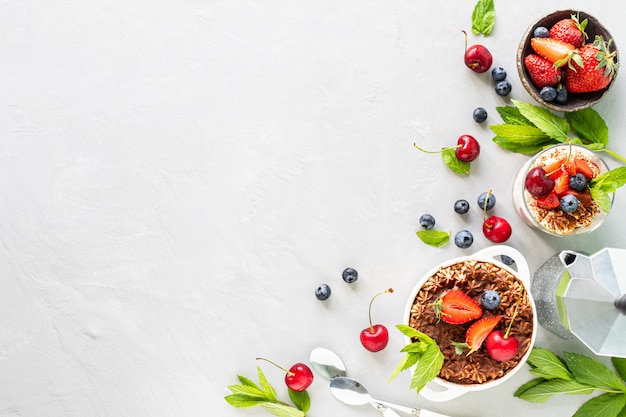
329,377,374,406
309,347,347,380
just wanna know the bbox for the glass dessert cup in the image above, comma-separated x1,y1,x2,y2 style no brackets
512,144,613,236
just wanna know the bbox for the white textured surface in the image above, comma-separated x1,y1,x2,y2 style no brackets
2,1,626,416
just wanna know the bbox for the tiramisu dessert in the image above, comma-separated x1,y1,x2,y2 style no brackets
513,144,609,235
407,259,534,385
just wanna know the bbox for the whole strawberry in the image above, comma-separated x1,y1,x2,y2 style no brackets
564,35,618,93
549,14,588,48
524,54,562,87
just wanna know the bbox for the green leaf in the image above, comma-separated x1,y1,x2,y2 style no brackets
389,351,419,382
526,348,573,381
565,352,626,391
573,393,626,417
410,342,444,393
512,99,570,141
261,402,306,417
225,394,270,408
496,105,534,126
257,366,278,401
288,389,311,414
566,108,609,146
612,358,626,383
227,383,268,398
516,379,595,403
592,167,626,192
492,136,549,154
416,229,450,247
441,147,470,175
489,124,551,146
471,0,495,36
589,188,612,213
514,377,547,398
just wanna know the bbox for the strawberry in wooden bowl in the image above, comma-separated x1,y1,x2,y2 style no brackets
517,10,619,112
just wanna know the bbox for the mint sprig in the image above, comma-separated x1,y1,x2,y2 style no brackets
471,0,495,36
389,324,444,393
589,166,626,212
515,348,626,417
225,366,309,417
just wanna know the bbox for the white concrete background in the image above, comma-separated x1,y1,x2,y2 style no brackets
2,1,626,416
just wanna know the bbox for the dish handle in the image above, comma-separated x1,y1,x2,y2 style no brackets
419,382,466,402
472,245,530,287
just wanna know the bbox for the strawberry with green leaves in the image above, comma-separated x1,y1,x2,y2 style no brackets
452,316,502,355
530,37,576,67
549,14,588,48
524,54,562,87
432,290,482,324
564,35,619,93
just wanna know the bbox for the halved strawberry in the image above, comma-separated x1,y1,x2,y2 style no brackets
574,158,596,180
432,290,482,324
553,171,571,197
453,316,502,355
543,159,565,176
531,37,576,67
563,159,577,176
536,192,560,210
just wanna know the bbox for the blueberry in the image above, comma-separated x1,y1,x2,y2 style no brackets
342,267,358,283
533,26,550,38
419,214,436,229
454,230,474,249
473,107,488,123
539,86,558,102
477,192,496,211
491,67,507,82
454,199,470,214
481,290,501,310
500,255,515,266
315,284,331,300
569,173,587,191
555,86,568,104
560,194,579,213
495,80,512,96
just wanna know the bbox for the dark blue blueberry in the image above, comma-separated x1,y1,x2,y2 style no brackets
569,173,587,191
500,255,515,266
454,199,470,214
419,214,436,229
473,107,488,123
454,230,474,249
560,194,579,213
477,192,496,210
533,26,550,38
481,290,501,310
539,86,558,102
315,284,331,300
495,80,512,96
342,267,358,283
556,86,568,104
491,67,507,81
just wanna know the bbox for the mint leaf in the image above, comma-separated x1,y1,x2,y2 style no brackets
496,105,534,126
574,393,626,417
565,352,626,391
410,342,444,393
526,348,573,381
492,136,548,155
592,167,626,192
225,394,270,408
442,147,470,175
612,358,626,382
590,188,612,213
288,389,310,414
516,379,595,403
489,124,551,146
261,403,305,417
258,366,278,401
416,229,450,247
471,0,495,36
567,107,609,146
514,377,547,398
512,99,570,142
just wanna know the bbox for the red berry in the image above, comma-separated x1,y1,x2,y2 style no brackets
524,167,555,196
464,316,502,354
486,330,520,362
483,216,512,243
523,54,562,88
564,37,618,93
360,289,393,352
433,290,482,324
285,363,314,392
530,37,575,66
455,135,480,162
462,30,492,73
549,16,587,48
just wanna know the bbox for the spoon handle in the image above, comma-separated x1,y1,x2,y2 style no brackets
375,399,419,415
370,402,402,417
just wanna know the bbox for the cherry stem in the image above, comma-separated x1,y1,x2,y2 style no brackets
256,357,294,376
504,286,524,339
461,29,468,52
482,189,492,221
368,288,394,331
414,143,460,154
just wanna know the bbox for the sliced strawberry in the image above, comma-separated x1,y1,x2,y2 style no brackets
563,159,577,176
433,290,482,324
569,189,593,207
536,192,560,210
465,316,502,354
530,37,575,67
543,159,564,176
574,158,596,180
553,171,571,197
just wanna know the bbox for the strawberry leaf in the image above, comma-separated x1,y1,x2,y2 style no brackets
471,0,495,36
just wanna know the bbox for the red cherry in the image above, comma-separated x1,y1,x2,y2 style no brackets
256,358,314,392
463,30,492,73
525,167,555,196
455,135,481,162
483,216,512,243
360,288,394,352
486,330,519,362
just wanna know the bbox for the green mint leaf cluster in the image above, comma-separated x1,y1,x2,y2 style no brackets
442,147,471,175
471,0,495,36
225,366,309,417
590,166,626,212
515,348,626,417
389,324,444,393
416,229,450,247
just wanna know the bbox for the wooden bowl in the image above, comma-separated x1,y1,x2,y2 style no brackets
517,10,619,112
